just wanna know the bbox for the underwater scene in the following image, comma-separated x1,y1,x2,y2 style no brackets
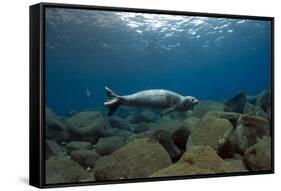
44,7,272,184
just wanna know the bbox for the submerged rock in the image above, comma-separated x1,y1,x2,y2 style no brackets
127,110,156,124
46,139,66,159
234,115,270,154
149,130,182,162
224,159,248,172
186,115,235,158
256,90,271,113
46,159,90,184
150,145,242,177
106,116,133,131
206,111,241,128
133,122,150,133
95,136,125,156
70,118,110,144
95,138,172,180
65,141,92,154
244,137,271,171
225,91,247,113
192,100,226,118
171,125,191,150
69,149,100,168
66,111,102,128
243,103,268,119
46,107,70,142
180,117,200,131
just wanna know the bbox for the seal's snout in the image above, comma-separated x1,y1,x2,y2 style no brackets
192,98,199,105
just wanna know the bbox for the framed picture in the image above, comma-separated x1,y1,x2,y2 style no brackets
30,2,274,188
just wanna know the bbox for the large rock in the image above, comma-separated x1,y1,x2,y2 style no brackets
150,146,242,177
243,103,268,119
127,111,156,124
206,111,241,127
133,122,150,133
180,117,200,131
66,111,102,128
45,139,66,159
106,116,133,131
46,107,70,142
69,118,110,144
186,115,235,158
70,149,100,168
46,159,90,184
95,138,172,180
244,137,271,171
225,91,247,113
149,130,182,162
256,90,271,113
65,141,92,153
95,136,125,156
224,159,248,172
234,115,270,154
172,125,191,150
192,100,226,118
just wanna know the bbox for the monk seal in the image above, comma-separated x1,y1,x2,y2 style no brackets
104,87,199,116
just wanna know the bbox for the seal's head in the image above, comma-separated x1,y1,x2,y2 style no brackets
181,96,199,110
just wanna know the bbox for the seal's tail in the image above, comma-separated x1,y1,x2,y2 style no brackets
104,86,121,116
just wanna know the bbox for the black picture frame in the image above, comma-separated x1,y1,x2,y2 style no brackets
30,2,275,188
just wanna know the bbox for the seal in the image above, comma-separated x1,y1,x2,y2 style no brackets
104,86,199,116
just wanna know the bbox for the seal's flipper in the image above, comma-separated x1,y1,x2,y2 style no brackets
104,87,121,116
160,106,176,116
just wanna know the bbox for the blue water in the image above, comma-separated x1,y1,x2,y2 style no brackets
45,8,272,116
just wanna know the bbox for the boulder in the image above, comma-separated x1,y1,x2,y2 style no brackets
95,136,125,156
106,116,133,131
149,130,182,162
234,115,270,154
127,110,156,124
95,138,172,180
105,128,134,138
244,137,271,171
206,111,241,127
224,91,247,113
171,125,191,150
243,103,268,119
70,118,110,144
256,90,271,113
65,141,92,153
224,159,248,172
46,107,70,142
66,111,102,128
70,149,100,168
186,115,235,158
192,100,226,118
133,122,150,133
46,159,90,184
150,146,242,177
45,139,66,159
180,117,200,131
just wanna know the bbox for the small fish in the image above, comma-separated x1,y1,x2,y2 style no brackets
85,88,91,97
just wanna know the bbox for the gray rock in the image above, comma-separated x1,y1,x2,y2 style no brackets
65,141,92,153
46,159,90,184
149,130,182,162
243,103,268,119
67,111,102,128
45,139,66,159
186,115,235,158
256,90,271,113
106,116,133,131
180,117,200,131
127,111,156,124
133,122,149,133
95,136,125,156
234,115,270,154
225,91,247,113
95,138,172,180
70,149,100,168
206,111,241,128
244,136,271,171
192,100,226,118
46,107,70,142
171,125,191,150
